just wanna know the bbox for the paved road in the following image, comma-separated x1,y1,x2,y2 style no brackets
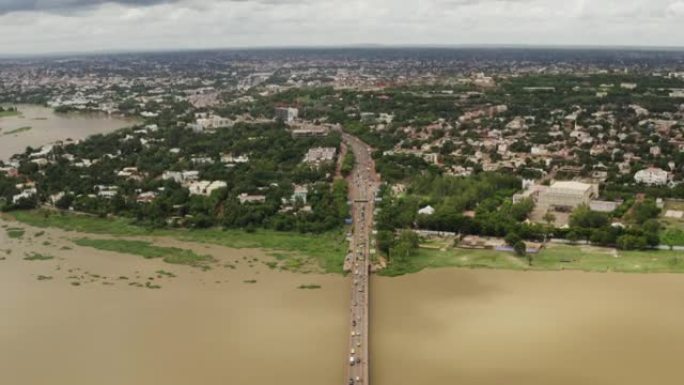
342,132,379,385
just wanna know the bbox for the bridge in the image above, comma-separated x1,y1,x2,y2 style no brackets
342,133,379,385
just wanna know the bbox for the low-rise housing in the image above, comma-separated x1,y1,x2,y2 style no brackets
162,170,200,184
238,193,267,204
188,180,227,196
634,167,670,185
304,147,337,166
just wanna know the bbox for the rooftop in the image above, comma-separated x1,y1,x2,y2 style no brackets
550,181,593,191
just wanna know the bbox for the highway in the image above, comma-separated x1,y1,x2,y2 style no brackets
342,132,379,385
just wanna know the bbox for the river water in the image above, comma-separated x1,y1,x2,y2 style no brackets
3,220,684,385
0,105,133,161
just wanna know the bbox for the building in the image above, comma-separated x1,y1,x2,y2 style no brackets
195,115,233,131
162,170,200,184
275,107,298,123
291,185,309,203
12,188,37,204
95,185,119,199
303,147,337,166
221,154,249,164
589,200,619,213
238,193,267,204
418,205,435,215
291,126,329,137
537,181,598,211
634,167,670,186
137,191,158,203
188,181,227,196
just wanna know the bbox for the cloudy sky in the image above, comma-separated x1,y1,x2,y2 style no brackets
1,0,683,55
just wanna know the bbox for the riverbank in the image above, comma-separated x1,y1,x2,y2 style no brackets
379,241,684,276
11,210,684,277
5,210,348,274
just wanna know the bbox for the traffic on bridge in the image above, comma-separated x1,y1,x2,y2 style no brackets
342,133,379,385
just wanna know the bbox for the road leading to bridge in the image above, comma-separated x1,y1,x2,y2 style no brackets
342,132,379,385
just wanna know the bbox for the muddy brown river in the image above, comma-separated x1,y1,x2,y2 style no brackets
2,220,684,385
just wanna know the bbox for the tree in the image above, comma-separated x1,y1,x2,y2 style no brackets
389,231,420,264
543,211,556,226
513,241,527,257
505,232,522,247
662,228,684,250
631,200,661,223
570,205,609,228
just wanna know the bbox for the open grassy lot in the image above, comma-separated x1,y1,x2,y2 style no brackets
384,243,684,276
380,247,523,276
74,238,212,267
532,245,684,273
8,210,348,274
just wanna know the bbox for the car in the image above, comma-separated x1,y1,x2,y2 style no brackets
351,348,355,354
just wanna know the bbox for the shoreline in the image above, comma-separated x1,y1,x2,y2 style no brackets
7,210,684,276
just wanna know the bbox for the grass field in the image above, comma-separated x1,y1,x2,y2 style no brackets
380,243,684,276
8,210,348,274
74,238,212,267
380,247,522,276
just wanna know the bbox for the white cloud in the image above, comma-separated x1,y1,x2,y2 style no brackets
0,0,682,55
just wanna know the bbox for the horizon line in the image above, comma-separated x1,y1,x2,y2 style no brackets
2,43,684,59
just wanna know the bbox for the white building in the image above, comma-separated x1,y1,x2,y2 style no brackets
162,170,200,184
418,205,435,215
188,181,227,196
238,193,267,204
221,154,250,164
96,185,119,199
12,188,37,204
634,167,670,186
